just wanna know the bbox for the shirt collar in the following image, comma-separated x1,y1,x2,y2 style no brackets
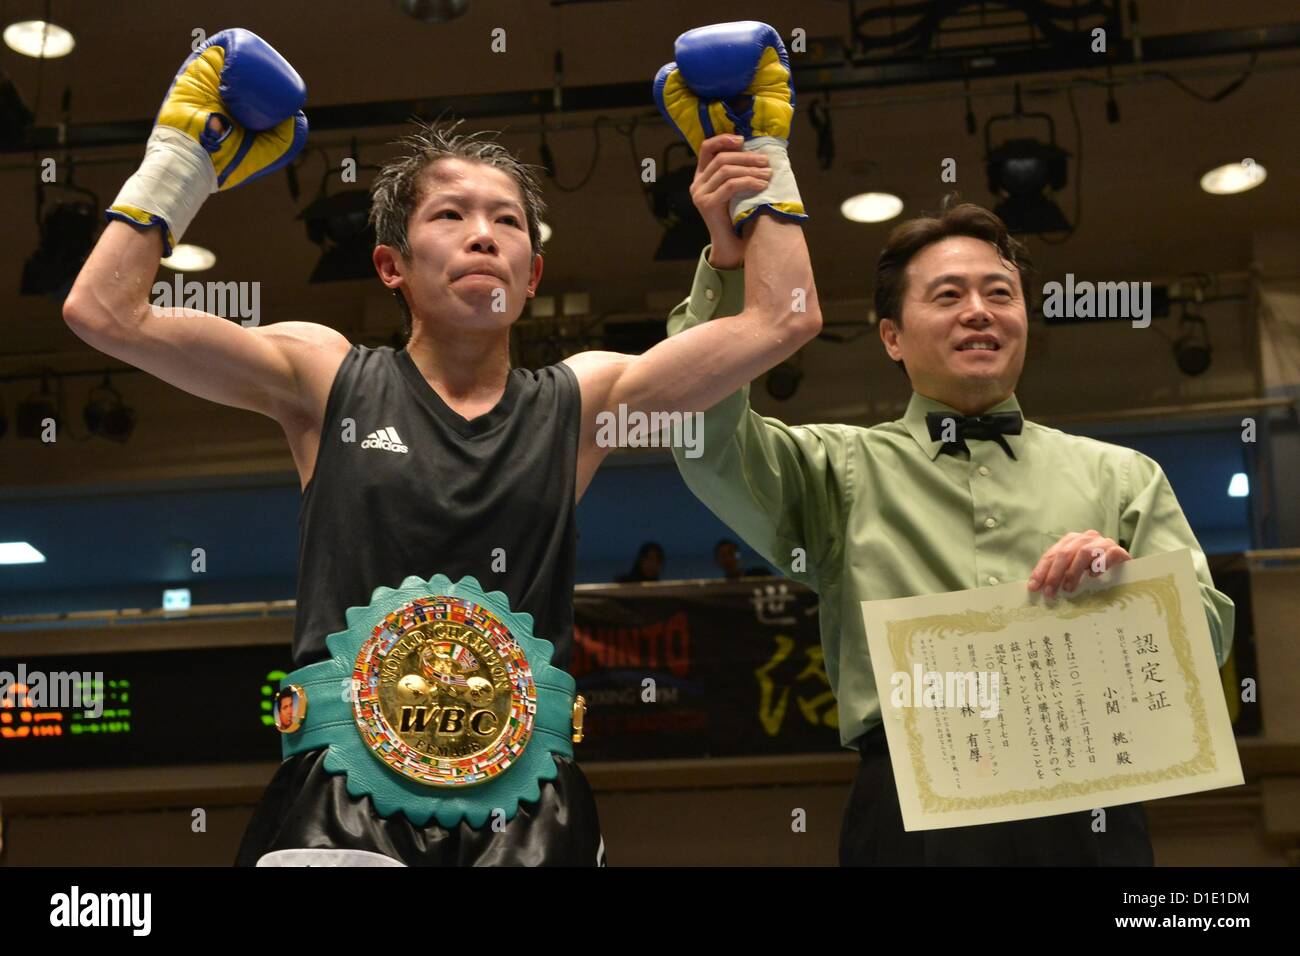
903,391,1025,461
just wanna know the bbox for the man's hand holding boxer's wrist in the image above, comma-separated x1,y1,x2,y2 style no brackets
653,21,808,272
1028,530,1132,598
692,134,769,269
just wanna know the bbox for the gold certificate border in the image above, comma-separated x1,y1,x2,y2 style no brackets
884,574,1215,813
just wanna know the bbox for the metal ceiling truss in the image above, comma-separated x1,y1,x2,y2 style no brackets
4,4,1299,153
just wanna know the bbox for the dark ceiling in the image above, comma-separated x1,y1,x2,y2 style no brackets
1,0,1297,353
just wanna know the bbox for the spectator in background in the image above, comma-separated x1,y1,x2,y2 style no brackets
714,538,770,579
615,542,664,583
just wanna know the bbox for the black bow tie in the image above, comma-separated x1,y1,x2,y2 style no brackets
925,410,1023,459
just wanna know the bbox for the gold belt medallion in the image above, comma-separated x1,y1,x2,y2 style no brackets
353,595,536,787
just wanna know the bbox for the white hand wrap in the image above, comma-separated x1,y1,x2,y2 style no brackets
729,137,805,229
109,126,217,248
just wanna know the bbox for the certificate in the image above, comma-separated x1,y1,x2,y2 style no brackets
860,549,1242,831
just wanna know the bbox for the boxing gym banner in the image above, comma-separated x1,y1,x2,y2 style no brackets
571,579,841,760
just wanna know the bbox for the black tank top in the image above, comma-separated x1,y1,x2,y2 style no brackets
292,345,580,671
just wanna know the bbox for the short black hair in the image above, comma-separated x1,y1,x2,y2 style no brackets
369,117,547,344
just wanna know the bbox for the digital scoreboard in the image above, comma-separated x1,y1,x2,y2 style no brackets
0,647,293,772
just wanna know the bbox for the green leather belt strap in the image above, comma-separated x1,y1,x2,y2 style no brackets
277,574,577,830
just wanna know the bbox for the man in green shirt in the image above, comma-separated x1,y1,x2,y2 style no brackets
667,199,1234,866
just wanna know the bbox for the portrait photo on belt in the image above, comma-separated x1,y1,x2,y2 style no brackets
0,0,1293,920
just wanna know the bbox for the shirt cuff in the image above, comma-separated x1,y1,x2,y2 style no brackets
686,244,746,322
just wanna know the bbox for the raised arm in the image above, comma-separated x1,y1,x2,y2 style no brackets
62,29,348,427
65,221,347,424
565,23,822,495
565,138,821,420
653,246,853,592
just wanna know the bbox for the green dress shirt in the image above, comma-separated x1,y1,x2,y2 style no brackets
667,249,1236,748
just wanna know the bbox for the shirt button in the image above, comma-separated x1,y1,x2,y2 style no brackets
978,466,991,477
988,576,1000,585
704,287,716,301
984,516,997,529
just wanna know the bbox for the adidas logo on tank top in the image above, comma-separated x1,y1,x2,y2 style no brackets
361,426,409,454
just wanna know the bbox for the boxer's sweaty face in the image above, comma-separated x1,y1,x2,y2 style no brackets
884,236,1027,412
403,158,538,330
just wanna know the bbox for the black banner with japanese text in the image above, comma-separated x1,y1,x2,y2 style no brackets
571,579,842,760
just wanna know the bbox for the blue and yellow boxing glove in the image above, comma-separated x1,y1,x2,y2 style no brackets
653,20,807,234
107,28,308,256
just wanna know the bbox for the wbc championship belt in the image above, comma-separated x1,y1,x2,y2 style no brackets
274,574,583,829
